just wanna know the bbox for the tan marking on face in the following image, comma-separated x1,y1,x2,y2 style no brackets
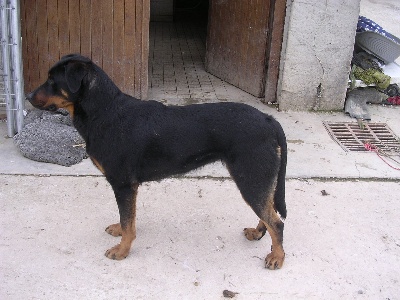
47,96,74,117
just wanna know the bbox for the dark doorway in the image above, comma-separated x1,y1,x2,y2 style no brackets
149,0,260,104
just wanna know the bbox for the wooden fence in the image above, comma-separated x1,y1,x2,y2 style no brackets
21,0,149,98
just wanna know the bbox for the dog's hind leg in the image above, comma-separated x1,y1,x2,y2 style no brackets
105,182,139,260
242,181,285,269
227,148,285,269
259,195,285,270
243,182,285,270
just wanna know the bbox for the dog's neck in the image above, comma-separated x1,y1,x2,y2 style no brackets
72,66,125,141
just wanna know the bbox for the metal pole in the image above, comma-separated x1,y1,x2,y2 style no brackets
0,0,15,137
10,0,24,133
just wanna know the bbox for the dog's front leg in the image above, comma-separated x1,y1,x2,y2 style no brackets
105,182,139,260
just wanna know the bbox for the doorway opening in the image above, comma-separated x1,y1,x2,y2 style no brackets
148,0,258,104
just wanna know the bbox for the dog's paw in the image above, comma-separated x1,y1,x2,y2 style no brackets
105,244,129,260
243,227,264,241
105,223,122,237
265,250,285,270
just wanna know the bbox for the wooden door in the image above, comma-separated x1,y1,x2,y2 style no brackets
205,0,272,98
20,0,149,99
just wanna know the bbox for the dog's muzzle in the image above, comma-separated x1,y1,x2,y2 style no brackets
26,92,57,112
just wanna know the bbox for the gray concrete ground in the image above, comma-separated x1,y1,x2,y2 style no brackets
1,101,400,299
1,176,399,299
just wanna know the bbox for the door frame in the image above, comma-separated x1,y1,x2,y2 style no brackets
264,0,287,103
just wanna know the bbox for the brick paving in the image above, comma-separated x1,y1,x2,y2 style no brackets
148,21,259,104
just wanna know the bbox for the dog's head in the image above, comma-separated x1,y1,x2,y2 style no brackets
27,54,92,116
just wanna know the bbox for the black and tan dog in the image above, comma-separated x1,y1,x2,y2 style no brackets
27,54,287,269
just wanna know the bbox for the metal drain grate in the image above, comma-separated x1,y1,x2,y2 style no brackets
323,122,400,154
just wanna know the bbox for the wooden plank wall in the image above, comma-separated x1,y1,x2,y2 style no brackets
21,0,149,99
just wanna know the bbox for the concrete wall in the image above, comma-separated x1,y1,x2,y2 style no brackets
277,0,360,111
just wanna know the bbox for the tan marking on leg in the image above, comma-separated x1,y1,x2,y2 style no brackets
105,223,122,236
244,220,267,241
261,179,285,269
261,219,285,270
105,183,138,260
105,224,136,260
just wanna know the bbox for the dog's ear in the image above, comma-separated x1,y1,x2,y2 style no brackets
65,61,88,93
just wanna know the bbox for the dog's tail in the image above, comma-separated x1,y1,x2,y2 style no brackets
274,120,287,219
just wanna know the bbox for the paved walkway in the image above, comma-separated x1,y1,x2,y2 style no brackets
1,102,399,179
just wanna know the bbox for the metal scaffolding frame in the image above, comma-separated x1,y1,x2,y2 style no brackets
0,0,24,137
